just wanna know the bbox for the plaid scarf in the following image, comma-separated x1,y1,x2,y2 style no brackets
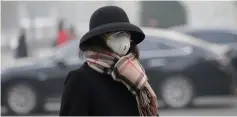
85,50,158,116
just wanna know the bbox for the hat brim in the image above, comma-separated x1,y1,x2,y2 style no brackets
79,22,145,51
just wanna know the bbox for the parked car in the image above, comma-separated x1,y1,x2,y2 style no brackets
140,28,236,108
1,27,236,115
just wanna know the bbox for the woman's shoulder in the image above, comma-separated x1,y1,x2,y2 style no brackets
64,63,86,84
64,62,95,85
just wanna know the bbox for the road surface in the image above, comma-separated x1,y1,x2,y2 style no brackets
1,96,237,116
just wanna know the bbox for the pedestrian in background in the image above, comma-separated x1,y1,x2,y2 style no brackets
15,28,28,59
59,6,158,116
56,19,70,46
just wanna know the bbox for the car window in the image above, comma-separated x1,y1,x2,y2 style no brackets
139,36,186,50
189,32,237,44
157,43,172,49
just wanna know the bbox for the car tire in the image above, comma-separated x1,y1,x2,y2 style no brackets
4,82,45,115
159,75,195,109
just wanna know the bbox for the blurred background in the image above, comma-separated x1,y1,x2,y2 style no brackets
1,1,237,116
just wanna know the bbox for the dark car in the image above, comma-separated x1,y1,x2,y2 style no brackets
140,28,235,108
1,28,235,115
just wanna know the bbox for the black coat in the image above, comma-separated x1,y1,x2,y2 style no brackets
59,62,140,116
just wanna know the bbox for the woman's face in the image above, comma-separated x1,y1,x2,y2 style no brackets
102,31,132,56
79,31,139,59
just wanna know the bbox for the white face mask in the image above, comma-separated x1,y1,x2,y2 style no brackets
105,31,131,56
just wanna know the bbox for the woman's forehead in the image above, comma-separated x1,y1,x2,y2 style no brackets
103,31,131,41
106,31,130,35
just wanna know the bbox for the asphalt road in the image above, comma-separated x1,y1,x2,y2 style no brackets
159,96,237,116
2,96,237,116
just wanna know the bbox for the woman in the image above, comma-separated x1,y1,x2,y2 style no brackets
59,6,158,116
15,28,28,58
56,19,70,46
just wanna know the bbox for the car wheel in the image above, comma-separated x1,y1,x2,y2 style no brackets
4,82,44,115
160,75,195,108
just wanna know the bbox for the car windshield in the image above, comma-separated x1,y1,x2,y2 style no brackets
143,28,214,49
139,36,188,51
187,31,237,44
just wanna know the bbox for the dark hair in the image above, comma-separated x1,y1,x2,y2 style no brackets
79,36,140,59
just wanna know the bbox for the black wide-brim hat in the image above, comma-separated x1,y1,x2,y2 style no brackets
79,6,145,51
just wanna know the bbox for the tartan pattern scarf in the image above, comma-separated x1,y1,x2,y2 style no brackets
85,50,158,116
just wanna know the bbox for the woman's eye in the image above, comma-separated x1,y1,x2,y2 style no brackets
117,32,130,38
117,32,125,36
